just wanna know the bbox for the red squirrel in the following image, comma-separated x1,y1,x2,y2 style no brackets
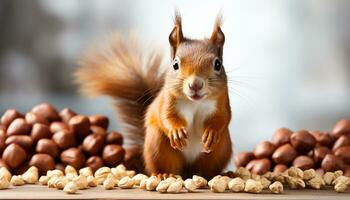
75,12,232,179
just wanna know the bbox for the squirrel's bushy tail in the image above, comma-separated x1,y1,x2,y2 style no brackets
75,34,165,146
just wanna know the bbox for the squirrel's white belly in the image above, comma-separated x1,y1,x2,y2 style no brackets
176,99,217,163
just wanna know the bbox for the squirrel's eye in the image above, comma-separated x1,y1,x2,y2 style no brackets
173,62,179,70
173,57,180,71
214,58,222,72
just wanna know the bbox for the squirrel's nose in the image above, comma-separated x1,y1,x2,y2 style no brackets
189,81,203,92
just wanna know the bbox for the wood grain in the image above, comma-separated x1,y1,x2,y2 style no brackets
0,185,349,200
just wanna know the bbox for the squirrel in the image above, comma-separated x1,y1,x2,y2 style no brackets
75,12,232,179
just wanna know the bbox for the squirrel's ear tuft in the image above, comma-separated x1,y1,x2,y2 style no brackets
169,10,184,58
210,14,225,49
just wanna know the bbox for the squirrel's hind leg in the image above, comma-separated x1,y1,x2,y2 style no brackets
143,125,185,176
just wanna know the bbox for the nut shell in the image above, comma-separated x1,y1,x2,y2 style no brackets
313,146,332,165
106,131,123,145
254,141,275,159
82,133,105,155
30,124,51,142
332,119,350,139
25,112,49,125
311,131,333,147
5,135,33,150
334,146,350,164
89,115,109,130
69,115,91,139
2,143,27,168
36,139,59,158
32,103,60,122
59,108,77,123
7,118,31,136
272,127,292,146
61,147,86,170
251,158,271,175
52,130,76,150
234,152,255,168
290,130,316,153
273,164,288,173
29,154,55,175
1,109,23,128
272,143,297,164
86,156,104,172
332,135,350,151
102,144,125,167
293,155,314,170
321,154,343,172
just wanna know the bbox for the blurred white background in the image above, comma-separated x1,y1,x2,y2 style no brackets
0,0,349,162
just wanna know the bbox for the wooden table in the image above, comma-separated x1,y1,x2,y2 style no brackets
0,185,349,200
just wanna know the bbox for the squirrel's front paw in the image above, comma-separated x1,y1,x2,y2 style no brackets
202,128,220,153
167,127,188,151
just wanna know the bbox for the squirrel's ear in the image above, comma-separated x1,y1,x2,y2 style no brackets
210,14,225,54
169,11,184,59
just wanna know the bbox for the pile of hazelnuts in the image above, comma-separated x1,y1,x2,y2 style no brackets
0,103,132,175
234,119,350,177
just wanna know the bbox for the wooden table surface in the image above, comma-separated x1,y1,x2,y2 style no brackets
0,185,349,200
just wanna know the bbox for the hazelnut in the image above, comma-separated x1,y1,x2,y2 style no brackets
332,135,350,151
1,109,23,128
5,135,33,150
251,158,271,175
59,108,77,123
245,160,257,171
36,139,59,158
273,164,288,173
290,130,316,153
192,175,207,188
334,146,350,164
7,118,31,136
234,152,255,168
86,156,104,173
69,115,90,139
293,156,314,170
102,144,125,167
25,112,49,125
61,148,86,170
272,127,292,146
272,143,297,164
29,154,55,175
52,130,76,149
106,131,123,145
50,122,69,133
311,131,333,147
32,103,60,122
90,126,107,136
89,115,109,129
254,141,276,159
82,133,105,155
55,163,65,172
332,119,350,139
30,124,51,142
167,180,183,193
313,146,332,165
0,135,5,155
156,180,170,193
321,154,343,172
124,147,143,171
2,143,27,168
